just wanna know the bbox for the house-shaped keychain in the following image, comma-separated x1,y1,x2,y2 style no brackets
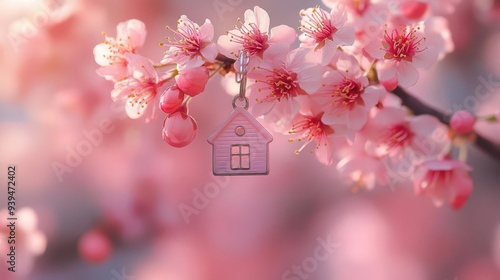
208,107,273,176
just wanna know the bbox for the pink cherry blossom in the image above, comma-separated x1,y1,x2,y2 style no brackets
450,110,476,134
217,6,296,65
162,107,198,148
93,19,146,82
288,112,351,166
161,15,218,69
312,53,386,130
285,96,354,165
159,86,184,114
299,5,355,65
413,160,473,209
247,44,324,122
337,154,389,190
364,23,440,88
363,107,450,163
335,134,388,189
175,66,209,96
111,53,160,121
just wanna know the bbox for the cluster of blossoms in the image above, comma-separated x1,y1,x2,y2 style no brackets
93,0,498,210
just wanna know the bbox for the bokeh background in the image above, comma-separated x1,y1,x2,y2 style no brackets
1,0,500,279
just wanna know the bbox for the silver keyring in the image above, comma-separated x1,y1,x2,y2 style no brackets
232,95,249,109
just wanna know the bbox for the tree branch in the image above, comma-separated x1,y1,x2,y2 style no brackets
215,54,500,160
392,86,500,159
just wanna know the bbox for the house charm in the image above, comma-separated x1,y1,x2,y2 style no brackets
208,107,273,176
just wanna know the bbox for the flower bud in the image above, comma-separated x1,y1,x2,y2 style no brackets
176,66,209,96
162,108,197,147
159,86,184,113
450,110,475,134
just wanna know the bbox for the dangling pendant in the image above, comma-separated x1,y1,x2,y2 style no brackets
207,51,273,176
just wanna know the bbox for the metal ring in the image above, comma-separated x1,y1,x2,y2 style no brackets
232,95,249,110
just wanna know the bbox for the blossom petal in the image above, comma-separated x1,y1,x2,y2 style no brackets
332,25,355,46
396,61,419,87
96,64,129,82
117,19,146,49
126,53,157,82
245,6,270,33
251,101,276,117
362,85,385,108
269,25,297,45
409,114,440,137
200,42,218,62
199,19,214,42
217,34,241,58
297,65,324,94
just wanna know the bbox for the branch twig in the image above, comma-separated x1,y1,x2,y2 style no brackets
392,86,500,159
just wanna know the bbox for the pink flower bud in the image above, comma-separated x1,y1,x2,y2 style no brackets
450,110,475,134
159,86,184,113
380,75,398,92
162,109,197,147
78,229,113,263
176,66,209,96
401,1,428,20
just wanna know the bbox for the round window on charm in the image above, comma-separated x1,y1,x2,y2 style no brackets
235,126,245,136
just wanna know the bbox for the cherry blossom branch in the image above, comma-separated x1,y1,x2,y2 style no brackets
215,54,500,160
391,86,500,159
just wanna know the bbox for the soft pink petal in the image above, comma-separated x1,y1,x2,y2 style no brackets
373,106,407,127
111,79,138,100
408,114,441,137
362,85,385,108
412,44,439,69
376,60,397,82
297,65,324,94
217,34,241,58
322,110,348,125
336,53,362,77
364,39,385,59
332,25,355,46
320,41,337,66
126,53,157,82
396,61,419,87
251,101,276,117
199,19,215,42
96,64,129,82
245,6,270,33
117,19,146,49
315,138,334,166
330,6,348,28
269,25,297,45
449,170,473,209
200,42,218,62
263,43,289,66
323,70,345,86
347,105,369,130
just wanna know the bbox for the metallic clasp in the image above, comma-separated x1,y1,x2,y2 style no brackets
233,50,250,109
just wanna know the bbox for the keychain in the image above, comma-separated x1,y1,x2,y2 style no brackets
208,51,273,176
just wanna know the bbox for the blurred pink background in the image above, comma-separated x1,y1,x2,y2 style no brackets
1,0,500,279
